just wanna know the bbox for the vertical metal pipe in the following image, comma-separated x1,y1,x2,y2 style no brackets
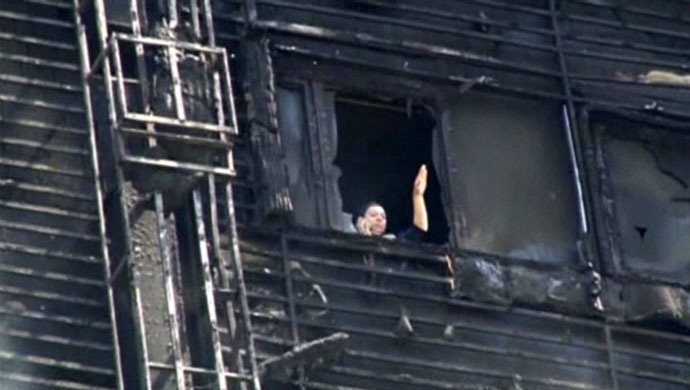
71,1,124,388
110,36,129,116
219,15,261,384
207,175,223,271
280,235,300,345
604,324,620,390
208,176,248,390
209,35,248,387
129,0,159,147
169,0,179,28
91,0,153,388
92,1,119,130
224,183,262,390
191,0,201,40
212,57,248,386
220,51,239,138
168,45,187,120
193,189,229,390
129,0,144,39
214,55,234,171
153,193,187,390
548,0,589,236
280,234,304,387
203,0,217,47
562,105,588,233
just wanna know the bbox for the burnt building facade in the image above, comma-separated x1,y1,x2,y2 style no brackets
1,0,690,389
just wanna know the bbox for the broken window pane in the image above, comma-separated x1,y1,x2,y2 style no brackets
600,120,690,280
442,92,579,263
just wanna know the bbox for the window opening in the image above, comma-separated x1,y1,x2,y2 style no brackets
334,95,449,244
597,115,690,281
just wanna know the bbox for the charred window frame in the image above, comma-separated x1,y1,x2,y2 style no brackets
276,80,450,243
250,2,599,265
274,77,591,267
586,109,690,287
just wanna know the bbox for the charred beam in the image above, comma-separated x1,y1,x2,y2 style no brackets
259,332,349,380
240,35,293,220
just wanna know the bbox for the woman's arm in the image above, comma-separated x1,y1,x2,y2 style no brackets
412,164,429,232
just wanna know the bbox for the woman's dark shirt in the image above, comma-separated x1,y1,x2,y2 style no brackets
396,225,425,243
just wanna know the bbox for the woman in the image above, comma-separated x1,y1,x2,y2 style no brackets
356,164,428,242
356,165,429,337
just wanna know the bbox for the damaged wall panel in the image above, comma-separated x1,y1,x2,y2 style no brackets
263,25,563,99
255,0,555,72
452,255,592,315
441,91,579,264
241,36,293,220
559,1,690,113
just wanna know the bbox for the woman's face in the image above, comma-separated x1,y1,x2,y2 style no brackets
364,204,387,235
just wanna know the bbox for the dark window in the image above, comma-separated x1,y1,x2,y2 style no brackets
596,114,690,283
334,95,449,244
276,85,449,244
441,91,579,263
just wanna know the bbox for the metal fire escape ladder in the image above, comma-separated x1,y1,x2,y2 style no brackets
74,0,261,388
